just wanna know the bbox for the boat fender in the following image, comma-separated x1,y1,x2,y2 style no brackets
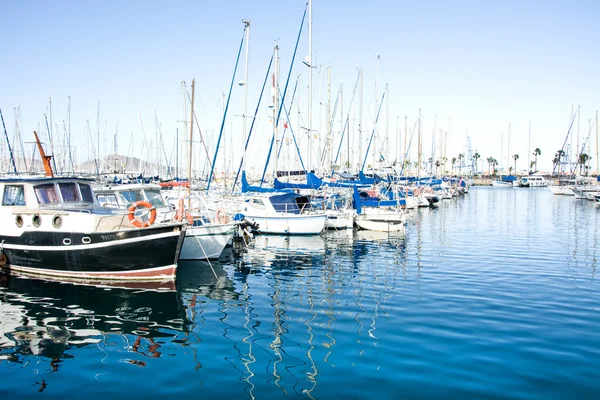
127,200,157,228
175,199,194,225
0,253,6,268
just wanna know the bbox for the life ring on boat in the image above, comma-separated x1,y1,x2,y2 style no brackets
216,208,228,224
127,200,157,228
175,198,194,225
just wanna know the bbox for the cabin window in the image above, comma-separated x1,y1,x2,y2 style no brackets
250,198,265,209
96,194,119,208
145,189,165,207
2,185,25,206
79,184,94,203
58,182,80,202
119,190,144,205
34,184,59,205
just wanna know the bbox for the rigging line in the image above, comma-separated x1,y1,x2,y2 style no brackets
155,112,171,176
277,86,307,173
0,108,18,174
554,108,578,175
186,90,212,172
260,7,307,186
399,120,418,177
44,114,59,174
275,75,300,161
320,90,340,166
232,52,275,193
331,72,360,176
361,84,387,171
207,26,247,191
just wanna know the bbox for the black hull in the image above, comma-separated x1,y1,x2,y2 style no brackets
0,224,185,280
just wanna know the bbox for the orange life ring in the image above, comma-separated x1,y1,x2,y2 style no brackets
127,200,157,228
216,208,228,224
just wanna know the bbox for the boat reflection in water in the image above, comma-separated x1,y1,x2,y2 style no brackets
0,270,186,372
176,259,238,301
242,234,326,269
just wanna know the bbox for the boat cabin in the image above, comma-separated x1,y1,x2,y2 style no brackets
1,177,96,210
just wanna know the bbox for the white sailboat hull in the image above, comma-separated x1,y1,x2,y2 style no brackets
355,218,405,232
245,214,326,235
179,223,236,260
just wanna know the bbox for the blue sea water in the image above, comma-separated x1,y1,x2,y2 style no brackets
1,187,600,399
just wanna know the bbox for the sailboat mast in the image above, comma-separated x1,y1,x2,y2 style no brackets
417,108,422,178
242,19,251,172
187,79,195,207
327,66,332,171
507,123,511,173
596,110,600,175
373,55,379,173
357,69,363,172
308,0,313,172
528,120,531,173
273,45,280,178
339,84,343,170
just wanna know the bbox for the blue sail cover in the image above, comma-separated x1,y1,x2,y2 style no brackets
241,171,288,193
274,172,322,190
501,175,517,182
269,193,306,214
351,186,406,213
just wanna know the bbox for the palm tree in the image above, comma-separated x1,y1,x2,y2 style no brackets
458,153,464,176
473,152,481,176
579,153,590,175
512,154,519,174
451,157,457,176
486,156,493,176
553,150,566,175
435,160,441,175
491,158,498,176
533,148,541,171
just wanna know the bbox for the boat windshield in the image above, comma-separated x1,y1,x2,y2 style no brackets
58,182,80,202
34,184,59,205
79,183,95,203
145,189,166,207
118,190,144,206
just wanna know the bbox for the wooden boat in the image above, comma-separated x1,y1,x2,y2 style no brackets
0,132,186,281
0,176,186,281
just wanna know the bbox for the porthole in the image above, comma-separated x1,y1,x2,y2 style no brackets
32,215,41,228
63,238,71,246
82,237,91,244
52,215,63,229
15,214,23,228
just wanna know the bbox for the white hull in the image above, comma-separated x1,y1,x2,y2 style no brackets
179,223,236,260
324,210,355,230
355,218,405,232
548,186,574,195
361,207,406,223
244,214,326,235
491,181,512,188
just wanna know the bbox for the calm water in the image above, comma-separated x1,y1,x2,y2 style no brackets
2,187,600,399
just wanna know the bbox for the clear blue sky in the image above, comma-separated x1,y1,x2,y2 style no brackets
1,0,599,175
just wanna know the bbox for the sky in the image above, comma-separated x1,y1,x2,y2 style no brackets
1,0,599,177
